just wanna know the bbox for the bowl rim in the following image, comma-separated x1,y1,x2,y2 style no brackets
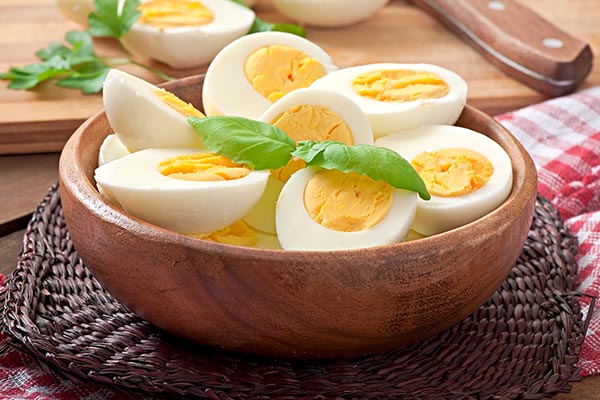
59,74,538,265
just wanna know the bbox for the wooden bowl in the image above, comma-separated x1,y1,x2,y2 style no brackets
59,75,537,359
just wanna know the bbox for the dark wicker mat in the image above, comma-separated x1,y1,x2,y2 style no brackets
0,183,589,399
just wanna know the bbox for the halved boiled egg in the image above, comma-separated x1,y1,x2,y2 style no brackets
310,63,468,138
55,0,94,26
103,69,205,152
272,0,390,27
243,88,373,234
98,134,131,167
375,125,513,236
276,167,418,250
94,148,269,234
202,31,337,120
121,0,255,69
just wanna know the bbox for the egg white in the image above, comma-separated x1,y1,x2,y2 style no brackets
310,63,468,138
258,88,374,145
202,31,338,120
94,148,269,234
272,0,390,27
244,88,374,235
55,0,94,26
103,69,204,152
121,0,255,69
98,134,131,167
275,167,418,251
375,125,513,236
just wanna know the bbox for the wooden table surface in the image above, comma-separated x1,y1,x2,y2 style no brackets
1,0,600,397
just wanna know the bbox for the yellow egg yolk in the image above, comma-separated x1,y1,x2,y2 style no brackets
189,220,257,247
352,69,449,102
244,45,327,103
154,89,206,118
158,153,249,181
304,170,393,232
271,105,354,183
138,0,214,29
411,148,494,197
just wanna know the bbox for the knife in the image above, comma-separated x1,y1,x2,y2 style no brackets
409,0,593,97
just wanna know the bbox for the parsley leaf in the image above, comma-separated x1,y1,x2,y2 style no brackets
57,61,110,94
250,20,306,37
0,55,71,90
65,31,98,66
188,116,296,170
88,0,141,39
294,141,431,200
230,0,306,37
35,42,71,61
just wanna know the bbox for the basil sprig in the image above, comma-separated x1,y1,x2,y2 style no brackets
188,116,431,200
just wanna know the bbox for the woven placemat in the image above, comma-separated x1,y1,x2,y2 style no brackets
0,183,589,399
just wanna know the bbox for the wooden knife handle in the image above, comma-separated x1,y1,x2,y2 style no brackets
410,0,593,96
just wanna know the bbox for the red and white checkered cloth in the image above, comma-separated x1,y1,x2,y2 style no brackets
0,87,599,398
496,85,600,377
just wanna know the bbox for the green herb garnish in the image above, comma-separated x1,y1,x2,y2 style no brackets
230,0,306,37
293,140,430,200
188,116,296,170
188,116,430,200
88,0,141,39
0,0,170,94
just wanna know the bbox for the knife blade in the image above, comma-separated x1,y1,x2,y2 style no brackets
409,0,593,97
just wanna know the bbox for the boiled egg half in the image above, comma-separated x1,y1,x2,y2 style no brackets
272,0,390,27
121,0,255,69
243,88,373,235
55,0,94,26
375,125,513,236
94,148,269,235
311,63,468,138
202,31,337,120
276,167,418,251
98,134,131,167
103,69,205,152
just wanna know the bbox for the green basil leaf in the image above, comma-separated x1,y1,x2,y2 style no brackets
188,116,296,170
293,141,431,200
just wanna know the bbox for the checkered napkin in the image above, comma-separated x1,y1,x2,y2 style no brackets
496,86,600,376
0,87,599,399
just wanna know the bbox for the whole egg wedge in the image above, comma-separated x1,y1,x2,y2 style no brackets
103,69,205,152
311,63,468,138
272,0,390,27
375,125,513,236
243,88,373,235
55,0,94,26
202,31,337,120
120,0,255,69
276,167,418,251
94,148,269,235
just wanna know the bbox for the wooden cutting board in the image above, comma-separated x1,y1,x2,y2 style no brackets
0,0,598,155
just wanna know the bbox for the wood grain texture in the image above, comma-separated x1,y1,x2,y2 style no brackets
0,153,59,233
0,0,598,154
58,76,537,358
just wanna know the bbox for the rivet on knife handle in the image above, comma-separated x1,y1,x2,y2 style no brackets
410,0,593,97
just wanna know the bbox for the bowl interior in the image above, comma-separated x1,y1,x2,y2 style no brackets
58,74,538,358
